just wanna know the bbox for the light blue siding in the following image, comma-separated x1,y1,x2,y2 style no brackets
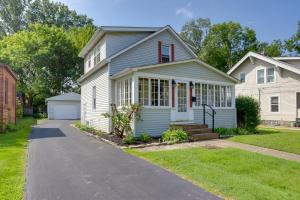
139,62,235,83
134,108,171,137
106,32,151,58
194,109,237,128
110,30,195,75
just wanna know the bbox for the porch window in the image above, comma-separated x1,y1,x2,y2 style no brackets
270,96,279,112
151,79,159,106
195,83,201,107
160,80,169,106
207,84,214,106
117,78,132,106
202,84,207,105
226,86,232,107
267,68,275,83
220,86,226,107
138,78,149,106
215,85,220,107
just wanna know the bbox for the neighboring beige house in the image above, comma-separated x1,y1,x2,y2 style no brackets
228,52,300,126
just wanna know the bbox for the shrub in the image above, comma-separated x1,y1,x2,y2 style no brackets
102,104,141,138
139,132,151,143
162,128,188,143
123,133,136,144
16,100,23,118
74,122,102,136
236,96,260,132
33,112,48,119
5,123,18,132
215,127,250,136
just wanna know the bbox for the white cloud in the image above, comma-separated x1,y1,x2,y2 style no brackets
176,3,194,18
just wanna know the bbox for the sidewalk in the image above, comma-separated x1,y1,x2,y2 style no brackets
138,139,300,163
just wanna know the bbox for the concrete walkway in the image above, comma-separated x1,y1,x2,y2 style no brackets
138,140,300,163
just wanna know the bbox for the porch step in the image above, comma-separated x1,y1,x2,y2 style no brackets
171,124,208,131
187,128,213,135
189,133,219,141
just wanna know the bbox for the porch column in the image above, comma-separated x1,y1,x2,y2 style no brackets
132,73,139,104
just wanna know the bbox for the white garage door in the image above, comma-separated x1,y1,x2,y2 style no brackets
53,104,80,120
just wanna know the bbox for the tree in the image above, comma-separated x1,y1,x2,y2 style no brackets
0,0,28,37
0,24,78,108
180,18,211,54
285,22,300,55
258,40,283,57
199,22,259,72
25,0,93,29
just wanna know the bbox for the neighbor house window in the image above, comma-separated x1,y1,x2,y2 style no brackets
161,44,170,63
240,73,245,83
94,45,101,66
257,69,265,84
117,78,132,106
138,77,169,107
88,54,91,68
195,83,201,107
92,86,96,110
267,68,275,83
270,96,279,112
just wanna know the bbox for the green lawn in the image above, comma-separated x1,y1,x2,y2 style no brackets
229,126,300,154
0,118,36,200
126,147,300,200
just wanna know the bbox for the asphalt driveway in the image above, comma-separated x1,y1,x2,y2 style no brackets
26,120,220,200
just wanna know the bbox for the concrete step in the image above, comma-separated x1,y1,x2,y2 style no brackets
189,133,219,141
187,128,212,135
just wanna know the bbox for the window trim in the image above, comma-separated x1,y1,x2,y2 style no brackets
240,72,246,83
256,68,265,84
270,95,280,113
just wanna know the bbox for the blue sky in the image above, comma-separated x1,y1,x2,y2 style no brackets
56,0,300,43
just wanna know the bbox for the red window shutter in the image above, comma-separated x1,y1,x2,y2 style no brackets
158,41,162,63
171,44,175,62
189,86,193,108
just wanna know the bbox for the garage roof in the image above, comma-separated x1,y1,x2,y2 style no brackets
46,92,81,102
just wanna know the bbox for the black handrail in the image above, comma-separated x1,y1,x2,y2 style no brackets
202,104,216,132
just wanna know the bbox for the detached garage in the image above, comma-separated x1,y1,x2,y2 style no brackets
46,92,81,120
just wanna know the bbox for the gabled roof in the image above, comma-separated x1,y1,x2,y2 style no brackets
227,52,300,75
79,26,162,57
111,59,238,83
46,92,80,102
106,25,198,61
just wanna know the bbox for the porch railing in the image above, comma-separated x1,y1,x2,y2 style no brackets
202,104,216,132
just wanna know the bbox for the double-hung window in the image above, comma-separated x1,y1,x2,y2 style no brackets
270,96,279,112
257,69,265,84
138,78,169,107
215,85,220,107
92,86,96,110
207,84,214,106
202,84,207,105
220,86,226,107
267,68,275,83
195,83,201,107
117,78,132,107
93,45,101,66
161,44,170,63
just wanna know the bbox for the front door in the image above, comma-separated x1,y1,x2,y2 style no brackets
171,81,193,122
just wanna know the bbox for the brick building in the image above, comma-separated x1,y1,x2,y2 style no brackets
0,64,17,131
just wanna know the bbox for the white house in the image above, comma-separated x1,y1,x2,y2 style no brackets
228,52,300,126
78,25,238,136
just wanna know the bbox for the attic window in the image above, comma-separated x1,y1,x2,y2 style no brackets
267,68,275,83
161,44,170,63
240,73,245,83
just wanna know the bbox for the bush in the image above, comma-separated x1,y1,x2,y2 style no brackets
123,133,136,144
162,128,188,143
74,122,102,136
16,100,23,118
139,132,151,143
236,96,260,132
5,123,18,132
33,112,48,119
215,127,250,136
